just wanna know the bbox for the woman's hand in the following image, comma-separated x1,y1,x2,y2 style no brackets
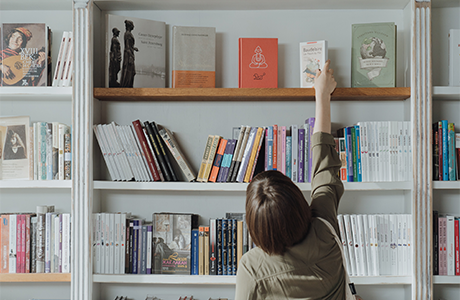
314,59,337,97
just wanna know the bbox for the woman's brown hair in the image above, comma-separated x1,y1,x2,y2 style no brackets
245,170,312,255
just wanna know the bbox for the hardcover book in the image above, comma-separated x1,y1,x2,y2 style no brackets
0,116,30,180
299,40,328,88
1,23,49,86
239,38,278,88
105,14,166,88
172,25,216,88
449,29,460,86
351,22,396,87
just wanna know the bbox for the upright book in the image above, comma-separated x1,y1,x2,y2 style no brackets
105,14,166,88
351,22,396,87
1,23,49,86
239,38,278,88
299,40,328,88
172,25,216,88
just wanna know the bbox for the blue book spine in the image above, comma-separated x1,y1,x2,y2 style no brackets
232,219,237,275
448,123,456,181
354,125,362,182
132,220,139,274
345,127,354,182
298,128,305,183
286,136,292,179
191,229,199,275
442,120,449,180
221,219,228,275
216,219,223,275
266,126,274,170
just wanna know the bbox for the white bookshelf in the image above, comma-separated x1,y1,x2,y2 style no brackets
0,2,73,300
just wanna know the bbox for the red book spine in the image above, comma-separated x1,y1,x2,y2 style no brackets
455,218,459,276
25,214,31,273
132,120,161,181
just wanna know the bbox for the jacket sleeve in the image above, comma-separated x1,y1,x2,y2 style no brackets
310,132,344,232
235,258,258,300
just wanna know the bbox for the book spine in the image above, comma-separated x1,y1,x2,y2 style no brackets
209,139,228,182
345,127,354,182
232,219,237,275
64,132,72,180
354,125,362,182
244,127,264,182
218,139,235,183
197,135,214,182
36,208,46,273
146,224,152,275
132,120,161,181
229,127,251,182
226,219,233,276
198,226,204,275
298,128,305,182
237,128,257,182
149,121,177,181
226,127,246,182
442,120,449,180
216,219,223,275
203,135,221,182
433,211,439,275
0,215,9,273
221,219,228,275
209,219,217,275
141,224,147,274
448,123,456,181
132,220,139,274
307,118,315,182
191,229,199,275
62,213,70,273
286,135,292,178
291,125,298,182
455,218,459,276
273,125,278,171
30,216,37,273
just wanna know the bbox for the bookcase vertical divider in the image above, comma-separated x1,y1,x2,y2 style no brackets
72,1,94,300
411,1,433,300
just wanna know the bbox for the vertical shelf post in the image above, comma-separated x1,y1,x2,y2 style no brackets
72,1,94,300
412,0,432,299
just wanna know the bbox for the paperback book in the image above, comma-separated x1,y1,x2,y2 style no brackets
351,22,396,87
105,14,166,88
0,116,30,180
239,38,278,88
299,40,327,88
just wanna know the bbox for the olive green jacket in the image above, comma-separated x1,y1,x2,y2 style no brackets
235,132,345,300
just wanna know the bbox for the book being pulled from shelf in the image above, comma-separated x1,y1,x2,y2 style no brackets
1,23,51,87
0,205,71,274
433,120,458,181
299,40,328,88
433,211,460,276
52,31,73,87
94,121,195,182
338,214,412,277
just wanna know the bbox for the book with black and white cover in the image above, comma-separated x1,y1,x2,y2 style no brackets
159,125,196,182
105,14,166,88
236,127,258,183
227,126,250,182
150,121,178,181
0,116,30,180
343,214,357,276
35,206,47,273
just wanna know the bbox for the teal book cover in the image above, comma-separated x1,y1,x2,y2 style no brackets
351,22,396,87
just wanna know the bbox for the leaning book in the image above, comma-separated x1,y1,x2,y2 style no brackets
0,116,30,180
351,22,396,87
105,14,166,88
1,23,49,86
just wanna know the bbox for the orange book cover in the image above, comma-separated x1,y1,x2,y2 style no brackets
239,38,278,88
209,138,228,182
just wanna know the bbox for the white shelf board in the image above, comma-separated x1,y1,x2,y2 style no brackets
0,0,72,10
433,276,460,284
93,274,411,285
433,181,460,190
0,87,72,99
0,180,72,189
433,86,460,100
93,181,411,191
94,0,410,11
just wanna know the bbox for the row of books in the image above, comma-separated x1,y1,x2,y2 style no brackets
0,206,71,274
1,23,72,87
92,212,252,276
103,14,401,89
338,214,412,277
433,211,460,276
94,121,195,182
0,116,71,180
432,120,459,181
337,121,412,182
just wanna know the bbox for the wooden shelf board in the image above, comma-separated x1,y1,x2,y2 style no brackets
0,273,71,282
94,87,410,102
93,274,411,285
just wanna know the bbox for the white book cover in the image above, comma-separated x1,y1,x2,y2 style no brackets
61,213,70,273
362,214,373,276
52,31,69,87
356,215,369,276
109,122,134,181
383,214,391,275
33,122,39,180
94,124,120,181
100,213,106,274
389,214,398,275
369,215,380,275
367,121,375,182
343,214,357,276
104,213,110,274
120,213,126,274
102,124,124,180
114,213,121,274
337,215,352,275
44,212,52,273
129,124,153,181
350,215,362,275
291,124,298,182
376,215,386,275
92,214,98,274
299,40,327,88
449,29,460,86
357,122,368,182
446,215,455,275
116,125,140,181
8,214,16,273
106,14,166,88
397,214,404,275
60,32,73,87
146,224,152,274
406,214,412,275
396,122,404,182
124,125,148,181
